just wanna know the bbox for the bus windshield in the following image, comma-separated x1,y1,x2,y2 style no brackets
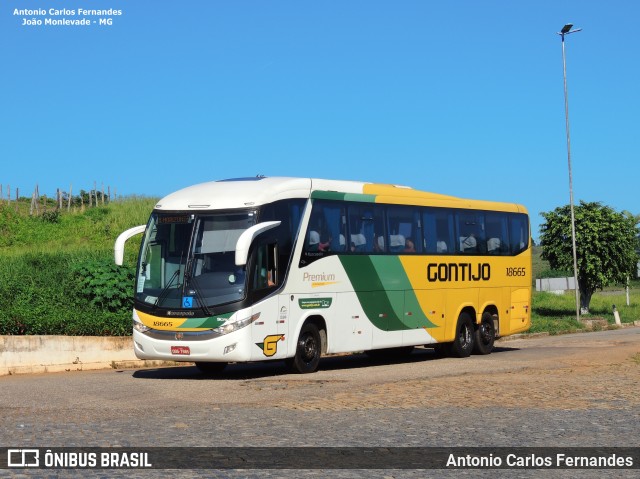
136,211,256,310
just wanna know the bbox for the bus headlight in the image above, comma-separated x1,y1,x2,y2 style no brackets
133,318,151,333
214,312,260,336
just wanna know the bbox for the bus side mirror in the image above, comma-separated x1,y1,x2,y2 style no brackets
114,225,146,265
235,221,281,266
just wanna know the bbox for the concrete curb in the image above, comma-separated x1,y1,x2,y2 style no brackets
498,320,640,342
0,335,183,376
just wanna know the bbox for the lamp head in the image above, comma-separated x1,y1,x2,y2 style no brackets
561,24,573,34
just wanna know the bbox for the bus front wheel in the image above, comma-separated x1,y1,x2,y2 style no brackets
448,313,475,358
287,322,322,374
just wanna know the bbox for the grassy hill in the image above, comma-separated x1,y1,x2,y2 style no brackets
0,198,156,335
0,197,156,255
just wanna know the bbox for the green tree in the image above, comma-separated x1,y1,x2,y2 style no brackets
540,202,639,313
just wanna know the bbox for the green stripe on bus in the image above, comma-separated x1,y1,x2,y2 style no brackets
338,256,437,331
338,255,405,330
311,191,346,201
338,256,435,331
403,290,437,329
343,193,376,203
178,312,233,329
311,191,376,203
368,256,437,329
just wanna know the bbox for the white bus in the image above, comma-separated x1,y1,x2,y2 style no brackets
115,177,531,374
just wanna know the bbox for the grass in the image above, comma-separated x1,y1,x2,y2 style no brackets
530,282,640,335
0,198,157,335
0,196,156,256
530,245,640,335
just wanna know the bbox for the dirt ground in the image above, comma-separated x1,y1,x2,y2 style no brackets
236,328,640,412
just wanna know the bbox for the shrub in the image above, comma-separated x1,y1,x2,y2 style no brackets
0,252,135,335
72,258,135,312
41,210,61,223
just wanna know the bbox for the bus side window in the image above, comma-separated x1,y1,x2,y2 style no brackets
485,212,509,255
253,243,277,290
386,205,422,254
457,212,485,254
423,208,454,254
304,200,346,254
509,214,530,255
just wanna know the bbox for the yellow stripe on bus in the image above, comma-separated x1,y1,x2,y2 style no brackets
135,310,188,330
312,281,339,288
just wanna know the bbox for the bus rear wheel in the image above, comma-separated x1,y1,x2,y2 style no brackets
195,362,227,375
287,323,321,374
448,313,475,358
473,312,495,355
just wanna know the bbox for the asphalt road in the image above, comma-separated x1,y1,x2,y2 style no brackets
1,328,639,478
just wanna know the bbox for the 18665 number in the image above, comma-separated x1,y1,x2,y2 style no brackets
506,267,526,277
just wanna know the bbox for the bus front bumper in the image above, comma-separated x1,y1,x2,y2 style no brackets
132,326,253,363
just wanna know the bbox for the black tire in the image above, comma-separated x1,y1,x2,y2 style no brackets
448,312,475,358
287,322,322,374
195,362,227,374
473,312,496,355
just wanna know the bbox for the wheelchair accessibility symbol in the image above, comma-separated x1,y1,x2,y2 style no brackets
182,296,193,308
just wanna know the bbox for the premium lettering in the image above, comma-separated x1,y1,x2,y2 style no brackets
303,272,336,282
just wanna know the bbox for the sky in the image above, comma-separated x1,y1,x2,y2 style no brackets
1,1,638,240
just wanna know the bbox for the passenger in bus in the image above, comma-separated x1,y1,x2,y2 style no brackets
318,238,331,251
436,239,448,253
308,230,331,252
404,238,416,253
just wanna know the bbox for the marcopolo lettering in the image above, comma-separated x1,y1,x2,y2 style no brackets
427,263,491,282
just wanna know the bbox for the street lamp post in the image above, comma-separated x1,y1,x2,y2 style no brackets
558,23,582,322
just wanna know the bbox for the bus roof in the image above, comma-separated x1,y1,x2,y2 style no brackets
154,176,528,214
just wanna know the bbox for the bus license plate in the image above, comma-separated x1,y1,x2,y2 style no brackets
171,346,190,355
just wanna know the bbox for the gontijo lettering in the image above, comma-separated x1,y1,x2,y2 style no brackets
427,263,491,282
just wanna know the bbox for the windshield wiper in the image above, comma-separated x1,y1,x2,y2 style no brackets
153,269,181,309
184,271,213,317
